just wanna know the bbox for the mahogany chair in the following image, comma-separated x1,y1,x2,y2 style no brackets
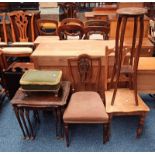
63,54,109,147
58,18,84,40
59,2,78,21
7,11,35,43
84,20,110,40
0,50,7,103
0,13,7,47
37,19,58,36
2,11,35,69
104,46,131,90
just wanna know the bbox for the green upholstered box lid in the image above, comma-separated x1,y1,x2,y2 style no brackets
20,69,62,85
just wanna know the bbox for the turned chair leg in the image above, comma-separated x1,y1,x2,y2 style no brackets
64,123,69,147
136,115,145,138
103,123,110,144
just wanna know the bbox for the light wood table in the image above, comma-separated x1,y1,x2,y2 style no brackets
138,57,155,93
31,40,115,89
34,36,59,44
31,38,155,93
105,88,150,138
85,11,115,20
124,38,154,57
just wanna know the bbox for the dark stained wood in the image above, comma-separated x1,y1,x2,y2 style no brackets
64,54,109,147
84,20,110,40
11,81,71,139
0,13,7,44
58,2,78,21
68,54,102,93
110,7,146,106
37,19,58,36
58,18,84,40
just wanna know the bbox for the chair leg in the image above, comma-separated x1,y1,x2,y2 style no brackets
64,123,69,147
103,123,110,144
136,114,145,138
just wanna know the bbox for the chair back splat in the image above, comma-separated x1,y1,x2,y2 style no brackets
68,54,102,93
8,11,35,42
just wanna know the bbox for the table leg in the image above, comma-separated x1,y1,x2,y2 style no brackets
60,107,64,138
54,108,59,138
13,106,26,139
19,108,30,139
33,110,40,124
57,107,63,139
136,114,146,138
25,109,35,139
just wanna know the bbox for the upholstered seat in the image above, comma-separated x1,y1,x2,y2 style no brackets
2,47,33,54
11,42,34,47
63,91,108,123
0,42,7,46
63,54,110,147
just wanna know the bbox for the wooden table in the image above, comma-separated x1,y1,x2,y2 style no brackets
85,12,116,20
11,81,70,140
138,57,155,93
124,38,154,57
34,36,59,44
105,88,150,138
109,15,150,39
32,40,115,89
34,36,153,57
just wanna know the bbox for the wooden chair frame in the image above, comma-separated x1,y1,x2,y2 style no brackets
7,11,35,42
0,13,7,43
64,54,109,147
84,20,110,40
36,19,58,36
58,18,84,40
104,46,131,90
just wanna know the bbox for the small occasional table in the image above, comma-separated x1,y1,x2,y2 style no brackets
11,81,70,140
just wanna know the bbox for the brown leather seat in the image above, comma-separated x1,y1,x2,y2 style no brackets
63,91,108,123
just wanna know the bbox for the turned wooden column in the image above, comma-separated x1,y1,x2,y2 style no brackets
110,7,147,106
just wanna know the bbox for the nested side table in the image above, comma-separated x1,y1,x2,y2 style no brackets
11,81,70,140
110,7,147,106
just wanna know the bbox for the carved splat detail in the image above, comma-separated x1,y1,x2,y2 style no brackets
77,55,92,83
68,54,102,92
14,12,29,42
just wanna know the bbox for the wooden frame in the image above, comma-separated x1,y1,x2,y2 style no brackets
58,18,84,40
0,13,7,43
7,11,35,42
64,54,109,147
37,19,58,36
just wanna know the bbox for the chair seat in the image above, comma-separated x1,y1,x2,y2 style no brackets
2,47,33,54
63,91,109,123
0,42,7,46
11,42,34,46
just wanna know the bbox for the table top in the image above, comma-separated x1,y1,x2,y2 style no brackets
11,81,70,107
138,57,155,72
105,88,150,114
124,38,153,48
34,36,59,44
32,40,115,57
85,11,116,17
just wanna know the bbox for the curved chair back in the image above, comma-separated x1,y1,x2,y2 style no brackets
37,19,58,36
58,18,84,40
